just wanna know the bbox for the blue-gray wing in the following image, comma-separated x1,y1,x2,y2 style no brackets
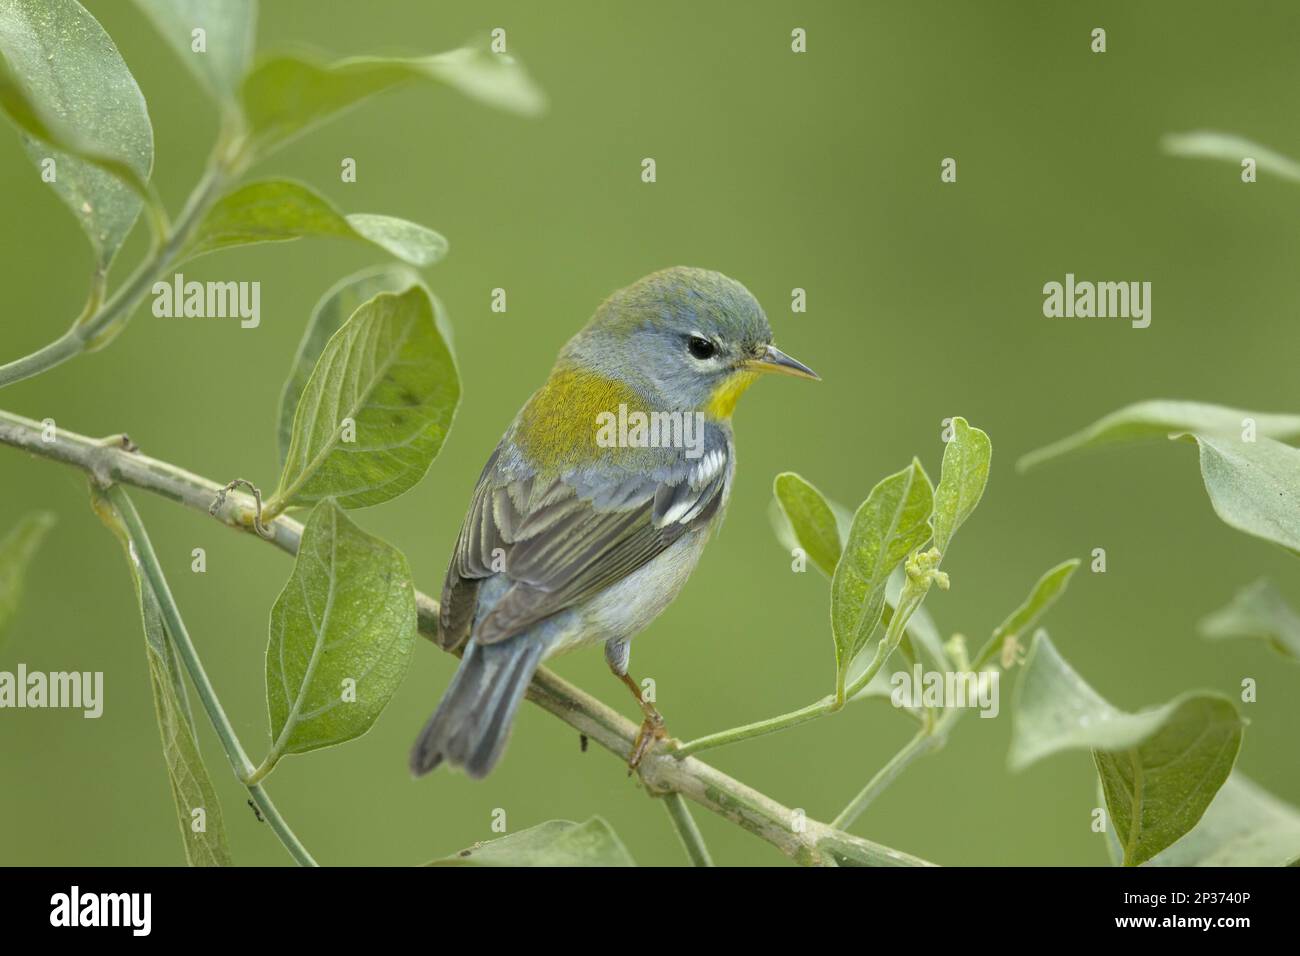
437,429,730,649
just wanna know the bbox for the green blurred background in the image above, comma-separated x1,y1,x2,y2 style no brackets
1,0,1297,866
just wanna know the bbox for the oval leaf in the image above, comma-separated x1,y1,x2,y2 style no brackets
1010,633,1243,867
1018,400,1300,472
768,490,852,556
0,510,54,644
1144,772,1300,867
773,472,841,577
1009,632,1239,768
181,179,447,266
278,264,424,467
427,818,635,867
1094,698,1244,868
271,283,459,512
932,416,990,555
830,460,933,698
266,500,417,756
241,39,545,156
1199,579,1300,661
1183,432,1300,555
0,0,154,271
130,0,256,105
992,558,1080,644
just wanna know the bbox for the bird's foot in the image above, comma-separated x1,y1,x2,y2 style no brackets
628,709,669,773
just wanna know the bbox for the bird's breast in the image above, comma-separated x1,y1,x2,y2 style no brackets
547,523,715,658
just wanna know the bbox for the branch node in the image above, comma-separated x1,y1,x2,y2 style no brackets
210,478,275,539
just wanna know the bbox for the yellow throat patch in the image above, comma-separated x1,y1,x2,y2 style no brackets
706,370,759,420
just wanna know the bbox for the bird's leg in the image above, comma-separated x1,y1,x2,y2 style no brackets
618,672,668,769
605,640,668,770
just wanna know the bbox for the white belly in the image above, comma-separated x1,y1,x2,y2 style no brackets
544,527,711,658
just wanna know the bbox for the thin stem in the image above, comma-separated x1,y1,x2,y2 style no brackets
246,783,309,861
0,331,84,389
0,162,228,389
971,631,1006,672
833,660,1001,833
675,576,932,760
0,409,934,867
674,697,835,758
827,555,1012,835
831,728,939,830
140,184,172,243
844,582,927,700
77,163,227,351
662,792,714,866
245,754,278,786
104,484,318,867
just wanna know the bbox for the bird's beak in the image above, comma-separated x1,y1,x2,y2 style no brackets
748,344,820,381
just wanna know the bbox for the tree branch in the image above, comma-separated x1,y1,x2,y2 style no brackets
0,407,935,867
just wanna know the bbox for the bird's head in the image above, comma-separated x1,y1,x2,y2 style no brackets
560,266,819,419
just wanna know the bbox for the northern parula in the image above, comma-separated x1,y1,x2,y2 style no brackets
410,266,818,778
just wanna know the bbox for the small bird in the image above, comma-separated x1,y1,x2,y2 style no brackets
410,267,818,778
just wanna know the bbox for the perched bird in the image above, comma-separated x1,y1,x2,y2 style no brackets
410,266,818,778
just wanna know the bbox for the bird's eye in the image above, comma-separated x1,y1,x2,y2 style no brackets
687,335,716,360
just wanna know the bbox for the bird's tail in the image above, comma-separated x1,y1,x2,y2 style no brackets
409,635,547,779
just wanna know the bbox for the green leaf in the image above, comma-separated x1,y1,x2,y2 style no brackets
1009,632,1239,766
180,179,447,266
137,571,233,865
241,38,545,156
130,0,256,105
427,818,636,867
1017,400,1300,472
1199,579,1300,661
773,472,841,577
270,283,459,512
844,570,950,706
0,0,154,271
1010,633,1243,866
266,499,417,757
992,558,1080,644
932,417,991,555
830,460,933,700
0,511,54,645
1179,433,1300,555
91,488,231,866
1143,772,1300,867
1100,781,1125,866
1093,703,1243,868
278,265,424,467
839,566,951,706
767,488,852,567
1163,130,1300,183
